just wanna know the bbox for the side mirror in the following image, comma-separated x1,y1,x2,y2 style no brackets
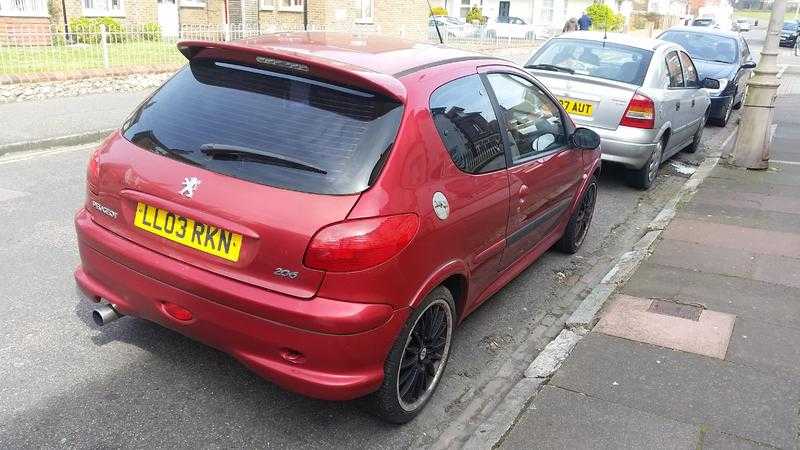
741,60,757,69
702,78,720,89
571,127,601,150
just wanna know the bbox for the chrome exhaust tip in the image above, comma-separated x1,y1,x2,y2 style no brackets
92,303,122,326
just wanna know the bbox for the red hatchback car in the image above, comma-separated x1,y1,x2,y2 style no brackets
74,32,601,423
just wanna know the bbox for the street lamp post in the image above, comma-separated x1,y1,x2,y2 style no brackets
730,0,787,169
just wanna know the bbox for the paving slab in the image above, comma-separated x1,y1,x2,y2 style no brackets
751,253,800,288
595,295,735,359
689,189,800,215
701,430,776,449
648,239,757,279
677,202,800,234
499,386,700,450
623,263,800,329
726,316,800,377
550,333,800,449
663,218,800,259
706,163,800,187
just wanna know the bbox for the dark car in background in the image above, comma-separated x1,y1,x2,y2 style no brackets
780,21,799,47
691,17,717,27
659,26,756,126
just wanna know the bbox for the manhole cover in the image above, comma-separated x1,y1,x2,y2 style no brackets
647,299,702,321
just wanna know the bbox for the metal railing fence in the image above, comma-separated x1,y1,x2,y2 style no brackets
0,22,544,77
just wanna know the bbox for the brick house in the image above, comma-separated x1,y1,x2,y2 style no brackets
1,0,427,40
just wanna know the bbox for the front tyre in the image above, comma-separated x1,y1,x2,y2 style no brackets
363,286,455,424
557,176,598,254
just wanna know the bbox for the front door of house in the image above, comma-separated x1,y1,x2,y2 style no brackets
498,1,510,18
157,0,179,37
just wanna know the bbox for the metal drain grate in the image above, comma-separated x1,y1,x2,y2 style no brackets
647,299,702,321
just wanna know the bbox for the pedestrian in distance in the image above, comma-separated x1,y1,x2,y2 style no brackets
563,17,579,33
578,11,592,31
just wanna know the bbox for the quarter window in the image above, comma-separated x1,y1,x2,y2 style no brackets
678,51,699,88
429,75,506,174
485,73,566,163
665,51,684,88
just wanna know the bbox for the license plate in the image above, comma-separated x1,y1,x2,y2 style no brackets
133,202,243,262
559,98,594,117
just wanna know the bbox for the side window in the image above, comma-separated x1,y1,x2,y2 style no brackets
741,37,750,60
485,73,567,163
665,51,685,88
429,75,506,174
678,51,700,88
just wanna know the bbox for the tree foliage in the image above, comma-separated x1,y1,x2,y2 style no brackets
586,3,625,31
429,6,448,16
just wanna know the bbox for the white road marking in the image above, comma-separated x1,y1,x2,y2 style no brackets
771,159,800,165
0,143,97,166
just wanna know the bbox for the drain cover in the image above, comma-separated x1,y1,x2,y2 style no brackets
647,299,702,321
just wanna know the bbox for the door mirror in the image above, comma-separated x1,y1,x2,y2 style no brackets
570,127,600,150
741,60,757,69
702,78,720,89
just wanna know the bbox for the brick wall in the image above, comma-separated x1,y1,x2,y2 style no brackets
124,0,157,25
0,17,52,44
180,0,225,27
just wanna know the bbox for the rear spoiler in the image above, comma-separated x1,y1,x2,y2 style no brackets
177,40,406,103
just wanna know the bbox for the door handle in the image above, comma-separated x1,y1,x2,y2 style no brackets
675,102,680,111
691,98,696,107
518,184,528,203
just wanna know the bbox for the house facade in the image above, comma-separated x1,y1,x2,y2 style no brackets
431,0,603,29
1,0,427,39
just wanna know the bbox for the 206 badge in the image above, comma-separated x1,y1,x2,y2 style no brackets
179,177,201,198
432,192,449,220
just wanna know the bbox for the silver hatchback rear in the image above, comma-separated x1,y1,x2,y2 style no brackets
525,32,711,189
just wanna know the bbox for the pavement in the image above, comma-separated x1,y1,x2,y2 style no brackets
499,75,800,449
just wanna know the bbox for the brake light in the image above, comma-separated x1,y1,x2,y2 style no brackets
87,147,101,193
304,214,420,272
620,93,655,129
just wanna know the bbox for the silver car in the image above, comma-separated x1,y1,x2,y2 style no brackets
525,32,716,188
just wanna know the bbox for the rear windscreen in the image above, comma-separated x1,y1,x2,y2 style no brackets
526,39,653,85
122,60,403,195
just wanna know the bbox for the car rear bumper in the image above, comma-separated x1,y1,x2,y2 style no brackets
74,208,408,401
586,125,659,169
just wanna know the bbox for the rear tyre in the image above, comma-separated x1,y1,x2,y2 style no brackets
556,176,598,254
363,286,455,424
685,110,708,154
626,140,663,190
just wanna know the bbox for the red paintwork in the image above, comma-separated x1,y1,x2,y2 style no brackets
74,32,601,401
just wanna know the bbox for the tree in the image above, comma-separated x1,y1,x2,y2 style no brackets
586,3,625,31
430,6,448,16
466,6,486,24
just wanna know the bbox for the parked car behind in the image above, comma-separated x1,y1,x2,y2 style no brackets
659,26,756,127
691,17,717,27
780,21,800,47
429,15,475,39
735,18,751,32
74,32,601,423
485,16,538,40
525,32,716,189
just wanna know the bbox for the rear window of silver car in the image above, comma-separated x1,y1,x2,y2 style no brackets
526,39,653,85
659,31,738,64
122,59,403,195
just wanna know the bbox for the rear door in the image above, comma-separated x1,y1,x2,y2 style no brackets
90,59,404,298
480,67,582,267
663,50,692,149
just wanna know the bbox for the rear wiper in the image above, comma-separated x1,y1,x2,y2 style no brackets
200,144,327,175
524,63,575,74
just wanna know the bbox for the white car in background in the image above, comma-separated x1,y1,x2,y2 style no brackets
429,16,475,39
485,16,538,40
735,19,751,32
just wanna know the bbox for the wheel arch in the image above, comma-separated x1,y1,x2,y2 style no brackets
409,260,469,319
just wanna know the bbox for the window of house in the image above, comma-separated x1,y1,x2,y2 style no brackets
259,0,274,10
486,73,566,162
429,75,506,174
0,0,48,17
181,0,206,8
540,0,554,23
83,0,123,16
357,0,373,23
279,0,302,11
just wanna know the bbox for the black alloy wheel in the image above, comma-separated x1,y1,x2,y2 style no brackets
557,176,598,253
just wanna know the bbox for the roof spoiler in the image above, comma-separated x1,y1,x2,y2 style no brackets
177,40,407,102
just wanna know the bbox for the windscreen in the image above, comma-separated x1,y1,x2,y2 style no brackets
659,31,738,64
783,21,798,31
526,39,653,85
122,59,403,195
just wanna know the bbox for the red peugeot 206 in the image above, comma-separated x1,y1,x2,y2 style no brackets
74,32,601,423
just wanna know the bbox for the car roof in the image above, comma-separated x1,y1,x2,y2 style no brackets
191,32,491,77
552,31,668,51
663,26,741,39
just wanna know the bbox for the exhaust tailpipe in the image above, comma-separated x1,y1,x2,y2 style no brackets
92,303,122,326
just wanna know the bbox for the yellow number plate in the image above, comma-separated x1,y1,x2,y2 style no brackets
559,98,594,117
133,202,243,262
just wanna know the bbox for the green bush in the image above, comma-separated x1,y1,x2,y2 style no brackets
430,6,448,16
68,17,125,44
142,22,161,41
466,6,486,24
586,3,624,31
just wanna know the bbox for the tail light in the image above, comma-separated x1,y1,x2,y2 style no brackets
304,214,420,272
620,93,655,129
87,147,101,193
